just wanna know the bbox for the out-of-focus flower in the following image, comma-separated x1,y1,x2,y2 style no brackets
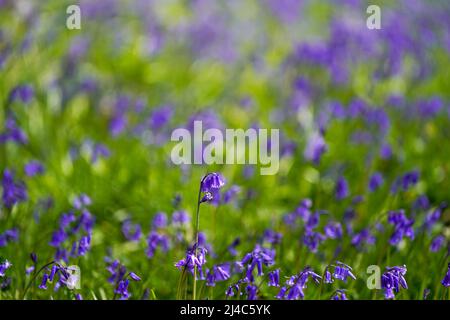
388,210,414,245
24,160,45,177
442,263,450,287
368,172,384,192
331,289,348,300
121,219,142,241
2,169,27,208
430,235,446,252
8,84,34,104
335,176,349,200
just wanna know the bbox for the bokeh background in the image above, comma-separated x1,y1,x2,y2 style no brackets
1,0,450,300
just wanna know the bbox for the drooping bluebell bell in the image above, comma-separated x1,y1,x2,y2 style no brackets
246,285,258,300
241,245,275,281
0,260,12,277
8,84,34,104
175,244,207,277
200,173,226,204
388,210,414,245
368,172,384,192
121,219,142,241
277,267,321,300
324,221,343,239
335,176,349,200
442,263,450,287
24,160,45,177
268,269,280,287
430,235,445,252
351,228,376,248
0,117,28,145
172,210,190,226
227,237,240,256
0,228,19,247
331,289,348,300
332,262,356,282
303,230,326,253
146,231,170,258
206,264,231,287
152,212,168,229
381,265,408,299
106,258,141,299
2,169,27,208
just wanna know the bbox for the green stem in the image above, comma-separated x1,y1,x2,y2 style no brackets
22,260,56,300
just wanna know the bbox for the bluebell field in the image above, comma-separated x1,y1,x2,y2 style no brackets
1,0,450,300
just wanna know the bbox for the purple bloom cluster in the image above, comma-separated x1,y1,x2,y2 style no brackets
2,169,27,208
381,265,408,299
324,262,356,284
0,228,19,247
106,258,141,300
276,267,321,300
388,210,415,245
49,194,94,262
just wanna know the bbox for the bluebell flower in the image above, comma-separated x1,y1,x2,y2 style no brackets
388,210,414,245
77,234,91,256
0,260,12,277
430,235,445,252
335,176,349,200
381,265,408,299
331,289,348,300
0,228,19,247
175,245,207,277
324,222,343,239
2,169,27,208
172,210,190,226
146,231,170,258
277,267,321,300
0,117,28,145
73,194,91,210
368,172,384,192
332,262,356,282
303,230,326,253
241,245,275,281
351,228,376,248
206,264,231,287
152,212,168,229
442,263,450,287
24,160,45,177
8,84,34,104
121,219,142,241
246,285,257,300
268,269,280,287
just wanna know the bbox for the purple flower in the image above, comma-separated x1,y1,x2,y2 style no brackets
146,231,170,258
324,222,343,239
304,132,327,164
122,219,142,241
268,269,280,287
430,235,446,252
152,212,168,229
149,105,173,131
388,210,415,245
0,118,28,145
277,267,321,300
335,176,349,200
0,260,12,277
368,172,384,192
200,173,226,204
2,169,27,208
9,84,34,104
442,263,450,287
331,289,348,300
381,265,408,299
246,285,258,300
175,245,207,277
241,246,275,281
206,264,231,287
77,234,91,256
73,194,91,210
303,230,326,253
24,160,45,177
0,228,19,247
332,262,356,282
172,210,190,226
351,228,376,248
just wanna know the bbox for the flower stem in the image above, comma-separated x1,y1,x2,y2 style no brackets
22,260,56,300
193,179,202,300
